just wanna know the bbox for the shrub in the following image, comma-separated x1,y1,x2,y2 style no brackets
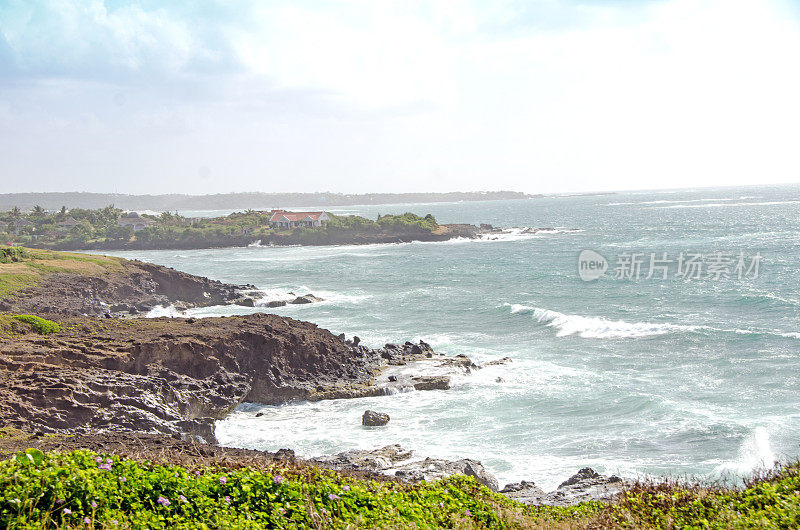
11,314,61,334
0,246,27,263
0,449,564,529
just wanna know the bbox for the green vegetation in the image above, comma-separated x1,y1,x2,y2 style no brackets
0,449,574,529
1,449,799,528
1,206,441,250
11,315,61,334
0,247,27,263
0,246,122,298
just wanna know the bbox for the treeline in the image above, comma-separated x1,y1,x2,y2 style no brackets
0,206,442,250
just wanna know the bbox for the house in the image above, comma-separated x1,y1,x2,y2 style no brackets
268,210,330,229
118,212,155,232
56,217,81,232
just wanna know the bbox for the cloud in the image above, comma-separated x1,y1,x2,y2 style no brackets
0,0,799,194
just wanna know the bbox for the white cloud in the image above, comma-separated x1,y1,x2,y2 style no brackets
0,0,798,193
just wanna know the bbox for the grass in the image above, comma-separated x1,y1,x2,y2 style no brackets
1,448,799,528
10,314,61,334
0,246,122,298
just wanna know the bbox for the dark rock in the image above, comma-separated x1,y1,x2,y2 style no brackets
289,294,324,305
235,298,255,307
265,300,287,308
412,376,450,391
362,410,390,426
388,375,398,382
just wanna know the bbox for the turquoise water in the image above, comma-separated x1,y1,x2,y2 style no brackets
103,185,800,489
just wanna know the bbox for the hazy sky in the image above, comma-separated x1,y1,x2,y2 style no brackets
1,0,799,195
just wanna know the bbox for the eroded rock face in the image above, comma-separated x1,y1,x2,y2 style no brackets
0,313,383,443
0,260,255,318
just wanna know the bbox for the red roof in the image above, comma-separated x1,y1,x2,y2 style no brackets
269,211,325,222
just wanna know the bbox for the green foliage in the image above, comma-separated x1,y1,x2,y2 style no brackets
0,450,551,529
0,246,28,263
11,315,62,334
1,207,441,250
603,463,800,528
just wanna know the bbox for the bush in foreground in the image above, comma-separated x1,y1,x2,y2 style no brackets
2,448,799,528
0,449,591,529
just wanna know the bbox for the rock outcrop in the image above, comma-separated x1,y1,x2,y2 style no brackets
0,313,385,443
501,468,625,506
362,410,390,426
312,444,500,492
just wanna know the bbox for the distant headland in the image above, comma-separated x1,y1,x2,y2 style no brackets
0,191,537,212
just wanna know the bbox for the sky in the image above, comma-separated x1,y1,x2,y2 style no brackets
1,0,799,195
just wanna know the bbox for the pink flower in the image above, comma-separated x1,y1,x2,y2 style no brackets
224,496,231,503
95,456,103,463
91,501,97,508
464,509,472,517
106,458,113,464
328,494,340,501
62,508,71,515
194,470,200,476
219,476,227,484
342,485,350,491
278,508,286,515
157,496,170,506
111,520,118,526
273,475,283,484
179,495,187,503
56,499,64,504
120,476,126,482
98,463,112,471
84,517,91,524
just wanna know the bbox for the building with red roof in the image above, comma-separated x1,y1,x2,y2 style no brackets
268,210,331,229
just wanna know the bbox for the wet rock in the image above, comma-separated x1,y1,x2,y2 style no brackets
362,410,390,426
265,300,288,308
289,294,324,305
483,357,512,367
412,376,450,391
234,298,255,307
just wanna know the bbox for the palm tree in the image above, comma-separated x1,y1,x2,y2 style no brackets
32,205,45,217
10,206,21,219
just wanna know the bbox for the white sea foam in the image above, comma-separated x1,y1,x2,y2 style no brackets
502,303,701,339
145,304,184,318
714,427,776,475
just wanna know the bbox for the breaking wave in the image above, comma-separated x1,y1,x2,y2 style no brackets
501,303,700,338
714,427,776,475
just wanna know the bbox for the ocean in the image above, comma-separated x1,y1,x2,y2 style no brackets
102,184,800,490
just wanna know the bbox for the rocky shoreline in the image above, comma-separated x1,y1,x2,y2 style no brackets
0,249,622,507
